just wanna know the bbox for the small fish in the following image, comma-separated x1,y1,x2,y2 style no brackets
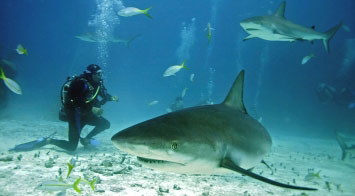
205,23,214,44
36,177,81,193
148,100,159,106
301,53,315,65
0,67,22,95
82,178,97,191
304,170,321,181
118,6,152,19
181,87,188,98
66,157,77,178
16,44,28,55
163,60,188,77
348,102,355,109
190,73,195,82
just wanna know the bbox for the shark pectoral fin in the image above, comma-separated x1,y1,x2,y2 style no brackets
243,35,256,41
220,158,317,191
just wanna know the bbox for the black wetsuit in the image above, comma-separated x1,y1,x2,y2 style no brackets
50,73,113,151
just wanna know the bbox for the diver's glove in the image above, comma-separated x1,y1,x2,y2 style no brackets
92,107,103,117
111,96,119,102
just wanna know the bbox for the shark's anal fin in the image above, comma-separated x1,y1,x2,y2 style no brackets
222,70,247,114
274,1,286,18
220,158,317,191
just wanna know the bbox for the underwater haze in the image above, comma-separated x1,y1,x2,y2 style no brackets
1,0,355,195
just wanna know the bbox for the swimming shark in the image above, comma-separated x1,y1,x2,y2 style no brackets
75,33,141,48
111,70,317,191
240,1,342,53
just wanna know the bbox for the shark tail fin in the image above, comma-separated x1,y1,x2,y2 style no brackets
222,70,247,114
323,22,342,53
125,34,142,48
335,131,348,160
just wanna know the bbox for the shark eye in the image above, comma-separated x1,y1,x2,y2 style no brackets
171,142,178,150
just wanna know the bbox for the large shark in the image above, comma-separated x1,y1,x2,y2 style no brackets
75,33,141,48
112,70,317,191
240,1,342,53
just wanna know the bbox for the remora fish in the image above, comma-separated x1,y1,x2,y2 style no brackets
240,1,342,53
112,70,317,191
75,33,141,48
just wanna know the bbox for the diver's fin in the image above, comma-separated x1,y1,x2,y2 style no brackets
220,158,317,191
8,132,56,152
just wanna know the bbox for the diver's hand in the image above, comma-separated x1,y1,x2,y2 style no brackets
111,96,119,102
92,107,103,116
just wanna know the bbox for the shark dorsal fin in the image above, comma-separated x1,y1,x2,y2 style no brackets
274,1,286,18
222,70,247,114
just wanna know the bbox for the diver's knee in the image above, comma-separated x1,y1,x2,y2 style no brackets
103,120,110,129
67,143,78,152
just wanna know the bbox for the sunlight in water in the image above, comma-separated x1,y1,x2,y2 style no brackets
176,18,196,62
89,0,124,69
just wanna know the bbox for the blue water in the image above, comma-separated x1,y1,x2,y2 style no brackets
0,0,354,138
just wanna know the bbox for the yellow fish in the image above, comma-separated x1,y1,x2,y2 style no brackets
16,44,28,55
206,23,214,44
0,67,22,95
148,100,159,106
118,6,152,19
181,87,188,98
163,60,188,77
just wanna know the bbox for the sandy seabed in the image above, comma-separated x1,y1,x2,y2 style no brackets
0,119,354,196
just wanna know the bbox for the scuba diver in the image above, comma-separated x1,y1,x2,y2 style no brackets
167,96,184,112
316,83,355,109
316,83,336,104
9,64,118,152
54,64,118,151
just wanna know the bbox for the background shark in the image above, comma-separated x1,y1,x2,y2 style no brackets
75,33,141,47
240,1,342,53
112,70,317,191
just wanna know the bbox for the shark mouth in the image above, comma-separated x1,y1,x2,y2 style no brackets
137,156,185,166
246,28,259,31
